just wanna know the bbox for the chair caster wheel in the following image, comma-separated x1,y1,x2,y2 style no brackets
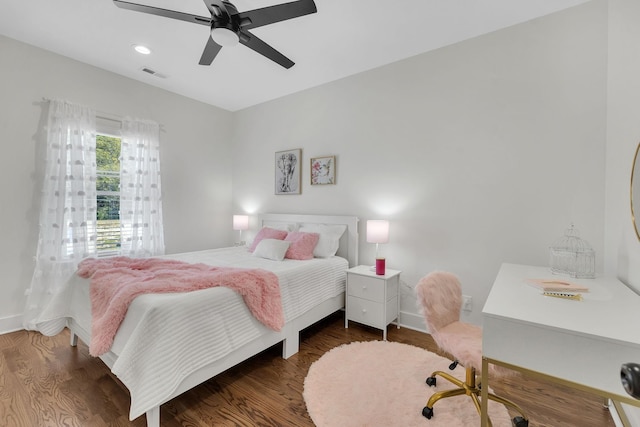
422,406,434,419
512,416,528,427
426,376,437,387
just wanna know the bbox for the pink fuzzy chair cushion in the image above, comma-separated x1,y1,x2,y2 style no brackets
433,320,483,371
248,227,289,252
284,231,320,260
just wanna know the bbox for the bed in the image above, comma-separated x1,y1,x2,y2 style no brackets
34,213,359,427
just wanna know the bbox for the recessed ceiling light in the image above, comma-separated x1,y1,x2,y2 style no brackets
133,44,152,55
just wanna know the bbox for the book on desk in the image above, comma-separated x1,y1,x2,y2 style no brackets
525,278,589,300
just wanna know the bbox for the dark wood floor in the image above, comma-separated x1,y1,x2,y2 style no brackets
0,312,616,426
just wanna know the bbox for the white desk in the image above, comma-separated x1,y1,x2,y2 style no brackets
481,263,640,427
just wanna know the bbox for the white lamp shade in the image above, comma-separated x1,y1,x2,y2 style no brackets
233,215,249,231
366,220,389,244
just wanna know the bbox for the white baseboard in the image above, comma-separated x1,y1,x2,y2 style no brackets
398,310,428,333
0,313,24,335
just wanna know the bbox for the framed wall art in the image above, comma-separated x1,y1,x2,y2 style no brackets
310,156,335,185
275,148,301,195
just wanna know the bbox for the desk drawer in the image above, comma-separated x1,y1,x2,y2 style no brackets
348,274,386,302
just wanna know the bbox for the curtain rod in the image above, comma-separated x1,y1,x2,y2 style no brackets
41,97,122,122
40,97,164,131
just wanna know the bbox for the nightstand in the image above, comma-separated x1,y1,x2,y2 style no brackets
345,265,401,340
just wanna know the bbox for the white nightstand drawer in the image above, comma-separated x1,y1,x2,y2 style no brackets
348,273,386,302
347,296,384,327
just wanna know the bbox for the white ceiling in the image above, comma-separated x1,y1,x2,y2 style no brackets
1,0,589,112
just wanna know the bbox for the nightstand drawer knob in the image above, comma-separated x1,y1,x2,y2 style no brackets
362,285,367,290
362,309,367,313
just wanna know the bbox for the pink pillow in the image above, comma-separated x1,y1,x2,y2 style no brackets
284,231,320,260
249,227,288,252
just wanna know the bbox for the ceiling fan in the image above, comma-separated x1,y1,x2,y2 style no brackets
113,0,317,69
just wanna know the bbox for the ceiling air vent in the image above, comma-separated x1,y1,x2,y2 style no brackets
140,67,167,79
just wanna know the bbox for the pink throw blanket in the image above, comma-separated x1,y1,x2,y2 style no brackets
77,256,284,356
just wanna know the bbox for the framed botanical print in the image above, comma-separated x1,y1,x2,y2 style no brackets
310,156,335,185
275,149,301,194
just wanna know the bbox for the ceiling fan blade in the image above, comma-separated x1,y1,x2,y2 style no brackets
199,36,223,65
238,0,316,30
113,0,211,26
239,30,294,69
202,0,230,18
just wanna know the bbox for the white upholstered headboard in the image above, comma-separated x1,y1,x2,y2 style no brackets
257,213,359,267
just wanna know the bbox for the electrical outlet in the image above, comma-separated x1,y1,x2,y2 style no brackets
462,295,473,312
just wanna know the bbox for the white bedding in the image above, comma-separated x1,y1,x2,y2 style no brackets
35,246,347,420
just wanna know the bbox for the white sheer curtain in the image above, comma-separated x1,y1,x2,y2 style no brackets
23,100,98,331
119,118,165,257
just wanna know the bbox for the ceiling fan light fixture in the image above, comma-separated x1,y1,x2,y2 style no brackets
211,27,239,47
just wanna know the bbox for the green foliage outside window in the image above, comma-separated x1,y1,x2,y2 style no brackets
96,135,122,252
96,135,121,221
97,135,120,172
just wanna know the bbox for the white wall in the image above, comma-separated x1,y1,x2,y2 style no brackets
0,35,234,332
606,0,640,287
606,0,640,423
232,0,607,328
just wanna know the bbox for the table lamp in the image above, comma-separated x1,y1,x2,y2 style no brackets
233,214,249,246
366,220,389,275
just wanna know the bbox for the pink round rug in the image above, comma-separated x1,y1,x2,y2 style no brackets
303,340,513,427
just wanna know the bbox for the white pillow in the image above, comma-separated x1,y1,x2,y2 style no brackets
262,222,299,232
252,238,291,261
298,224,347,258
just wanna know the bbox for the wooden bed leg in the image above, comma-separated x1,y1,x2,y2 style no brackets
69,332,78,347
282,333,299,359
146,406,160,427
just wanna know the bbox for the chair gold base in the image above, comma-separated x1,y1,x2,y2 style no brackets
423,366,528,427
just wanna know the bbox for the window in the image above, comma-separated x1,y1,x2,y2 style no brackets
95,116,165,257
96,134,122,254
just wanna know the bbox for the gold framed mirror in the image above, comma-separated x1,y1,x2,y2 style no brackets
632,142,640,241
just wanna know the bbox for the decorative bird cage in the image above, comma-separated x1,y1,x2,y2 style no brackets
549,224,595,279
